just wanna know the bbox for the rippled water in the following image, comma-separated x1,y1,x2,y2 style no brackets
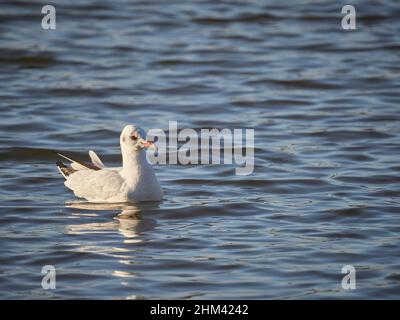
1,0,400,299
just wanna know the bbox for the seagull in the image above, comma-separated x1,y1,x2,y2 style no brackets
56,125,163,203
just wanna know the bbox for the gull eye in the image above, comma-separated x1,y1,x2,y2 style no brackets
130,135,138,141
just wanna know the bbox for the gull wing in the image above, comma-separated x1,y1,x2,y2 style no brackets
55,152,101,171
89,150,105,168
64,169,125,202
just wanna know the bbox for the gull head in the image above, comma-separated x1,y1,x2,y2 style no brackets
120,125,153,152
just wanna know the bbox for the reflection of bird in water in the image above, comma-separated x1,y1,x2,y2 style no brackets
64,201,159,284
65,201,158,242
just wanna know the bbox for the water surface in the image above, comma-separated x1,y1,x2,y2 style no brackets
0,0,400,299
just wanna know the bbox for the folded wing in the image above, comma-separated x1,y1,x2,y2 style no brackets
89,150,105,168
65,169,125,202
56,152,101,171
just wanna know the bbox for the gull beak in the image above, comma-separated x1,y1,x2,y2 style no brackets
141,139,155,148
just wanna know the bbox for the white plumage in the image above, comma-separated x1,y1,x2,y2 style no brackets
88,150,105,168
56,125,163,203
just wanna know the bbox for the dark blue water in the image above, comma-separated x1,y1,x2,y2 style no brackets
0,0,400,299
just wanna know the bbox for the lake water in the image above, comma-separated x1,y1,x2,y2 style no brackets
0,0,400,299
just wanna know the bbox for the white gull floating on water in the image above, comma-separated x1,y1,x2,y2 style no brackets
56,125,163,203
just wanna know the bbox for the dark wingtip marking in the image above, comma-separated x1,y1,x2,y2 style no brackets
56,161,74,178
